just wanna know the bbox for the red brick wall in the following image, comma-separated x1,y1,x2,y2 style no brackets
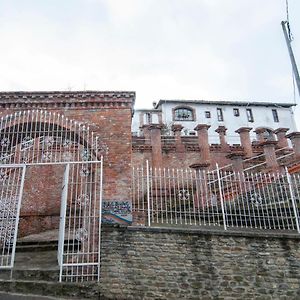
0,92,135,236
132,148,231,170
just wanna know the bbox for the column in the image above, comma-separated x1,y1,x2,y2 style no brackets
286,132,300,158
171,124,185,153
190,163,210,209
235,127,253,158
255,128,267,143
141,124,151,144
262,141,279,170
194,124,211,164
274,128,289,149
215,126,228,149
148,124,163,168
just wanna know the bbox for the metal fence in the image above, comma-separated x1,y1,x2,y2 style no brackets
132,162,300,233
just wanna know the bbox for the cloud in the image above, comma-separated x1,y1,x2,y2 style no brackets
0,0,299,131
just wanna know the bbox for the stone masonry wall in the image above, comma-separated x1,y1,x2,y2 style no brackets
100,226,300,300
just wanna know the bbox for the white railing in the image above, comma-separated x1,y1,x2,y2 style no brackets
132,163,300,233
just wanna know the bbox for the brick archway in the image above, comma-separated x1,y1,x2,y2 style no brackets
0,109,104,282
0,110,107,165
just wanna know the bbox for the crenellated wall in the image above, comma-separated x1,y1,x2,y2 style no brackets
132,123,300,172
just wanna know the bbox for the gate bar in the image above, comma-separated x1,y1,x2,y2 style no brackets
58,163,70,282
10,165,27,269
97,157,103,281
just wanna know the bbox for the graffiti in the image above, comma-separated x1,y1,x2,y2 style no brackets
102,200,132,224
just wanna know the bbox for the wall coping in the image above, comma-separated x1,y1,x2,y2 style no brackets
0,91,136,110
101,225,300,240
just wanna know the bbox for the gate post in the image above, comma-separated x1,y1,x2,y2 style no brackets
146,160,151,227
11,165,27,269
216,164,227,230
58,163,70,282
285,167,300,233
98,156,104,280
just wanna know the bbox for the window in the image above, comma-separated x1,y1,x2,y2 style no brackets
233,108,239,116
146,113,151,124
174,107,194,121
205,111,211,118
272,109,279,122
217,108,224,121
246,109,254,122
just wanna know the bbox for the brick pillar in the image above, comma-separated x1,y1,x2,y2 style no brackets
190,162,210,209
226,152,245,174
286,132,300,158
215,126,228,149
141,124,151,144
274,128,289,149
148,124,163,168
171,124,185,153
235,127,253,158
255,128,266,143
194,124,211,164
262,141,279,170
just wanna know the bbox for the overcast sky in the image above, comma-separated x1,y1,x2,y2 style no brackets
0,0,299,127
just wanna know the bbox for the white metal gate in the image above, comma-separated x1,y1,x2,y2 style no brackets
58,161,103,282
0,110,106,282
0,165,26,269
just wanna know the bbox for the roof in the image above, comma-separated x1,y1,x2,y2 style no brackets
155,99,296,109
134,108,162,113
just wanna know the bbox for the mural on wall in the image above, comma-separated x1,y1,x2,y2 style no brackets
102,201,132,224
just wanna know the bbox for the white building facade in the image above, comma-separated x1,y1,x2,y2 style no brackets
132,100,297,144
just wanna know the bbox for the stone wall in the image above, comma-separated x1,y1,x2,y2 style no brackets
100,226,300,300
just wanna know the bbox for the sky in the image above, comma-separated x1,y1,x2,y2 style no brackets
0,0,299,127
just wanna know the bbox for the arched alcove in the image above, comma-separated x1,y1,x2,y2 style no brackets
0,110,105,282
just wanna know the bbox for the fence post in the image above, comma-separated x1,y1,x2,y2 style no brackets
216,163,227,230
146,160,151,227
285,167,300,233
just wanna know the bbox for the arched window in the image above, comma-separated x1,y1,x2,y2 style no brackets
173,107,195,121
